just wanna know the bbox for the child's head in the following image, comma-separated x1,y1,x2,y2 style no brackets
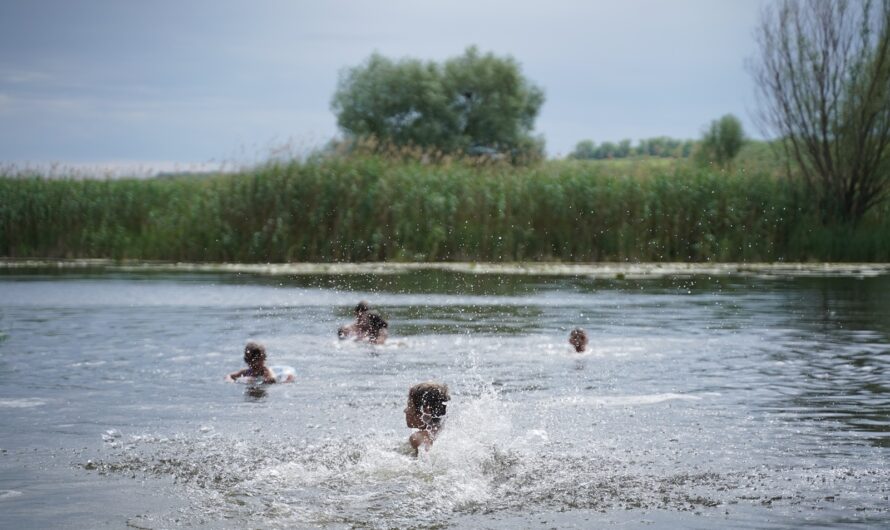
367,312,388,340
243,341,267,367
355,301,371,327
405,382,450,430
569,328,588,352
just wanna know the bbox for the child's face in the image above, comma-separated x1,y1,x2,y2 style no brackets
247,355,266,369
404,399,424,429
569,333,588,352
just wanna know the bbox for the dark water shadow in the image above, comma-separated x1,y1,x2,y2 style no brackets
243,385,268,401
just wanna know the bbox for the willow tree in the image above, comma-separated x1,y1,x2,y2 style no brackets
751,0,890,222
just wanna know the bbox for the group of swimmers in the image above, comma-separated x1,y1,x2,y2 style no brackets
225,300,588,455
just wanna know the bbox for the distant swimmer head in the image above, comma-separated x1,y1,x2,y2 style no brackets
569,328,588,353
243,341,267,367
354,300,372,329
405,381,450,430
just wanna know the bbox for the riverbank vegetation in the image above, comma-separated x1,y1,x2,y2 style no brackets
2,152,888,263
752,0,890,224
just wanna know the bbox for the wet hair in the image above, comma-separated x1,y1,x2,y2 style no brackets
569,328,588,352
408,382,450,426
367,312,388,339
354,301,370,315
243,341,267,364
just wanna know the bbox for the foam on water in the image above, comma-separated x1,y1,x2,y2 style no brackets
4,259,890,278
547,392,703,408
0,398,47,408
81,381,890,529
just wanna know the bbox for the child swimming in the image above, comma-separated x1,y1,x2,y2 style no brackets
338,300,371,339
225,341,289,384
404,382,450,456
569,328,588,353
338,301,389,344
366,312,389,344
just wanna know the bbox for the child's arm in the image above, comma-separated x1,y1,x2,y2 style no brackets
225,369,247,382
261,367,277,384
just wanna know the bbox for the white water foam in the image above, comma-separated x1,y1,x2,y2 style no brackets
0,398,47,408
4,259,889,278
0,490,23,500
546,393,703,408
82,379,890,529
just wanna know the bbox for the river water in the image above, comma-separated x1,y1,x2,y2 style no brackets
0,265,888,528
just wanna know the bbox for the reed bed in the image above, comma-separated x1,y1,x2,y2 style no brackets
2,157,888,262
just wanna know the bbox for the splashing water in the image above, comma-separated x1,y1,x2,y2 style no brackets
82,381,889,528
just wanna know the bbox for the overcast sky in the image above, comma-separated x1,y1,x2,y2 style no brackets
0,0,767,172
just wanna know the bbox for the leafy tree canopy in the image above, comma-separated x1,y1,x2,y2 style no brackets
697,114,746,167
331,47,545,158
569,136,695,160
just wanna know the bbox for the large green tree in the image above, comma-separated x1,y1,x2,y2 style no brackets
751,0,890,222
331,47,545,158
697,114,746,167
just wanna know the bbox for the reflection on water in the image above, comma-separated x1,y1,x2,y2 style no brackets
0,269,888,528
244,385,268,401
761,277,890,450
394,304,546,335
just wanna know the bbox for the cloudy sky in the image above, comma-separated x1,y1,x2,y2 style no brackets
0,0,767,172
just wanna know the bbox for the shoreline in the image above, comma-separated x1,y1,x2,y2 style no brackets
2,259,889,278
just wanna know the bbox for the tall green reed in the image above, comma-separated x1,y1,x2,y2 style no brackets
2,157,888,262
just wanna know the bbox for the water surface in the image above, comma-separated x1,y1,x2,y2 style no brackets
1,267,888,528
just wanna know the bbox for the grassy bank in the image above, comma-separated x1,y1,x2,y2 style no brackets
2,156,889,262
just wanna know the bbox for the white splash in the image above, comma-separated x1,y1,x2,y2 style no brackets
548,393,703,408
0,398,47,408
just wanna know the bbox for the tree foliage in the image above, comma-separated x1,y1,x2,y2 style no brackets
751,0,890,222
569,136,695,160
697,114,746,167
331,47,545,159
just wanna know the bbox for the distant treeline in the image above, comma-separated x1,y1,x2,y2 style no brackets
2,155,888,262
569,137,696,160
